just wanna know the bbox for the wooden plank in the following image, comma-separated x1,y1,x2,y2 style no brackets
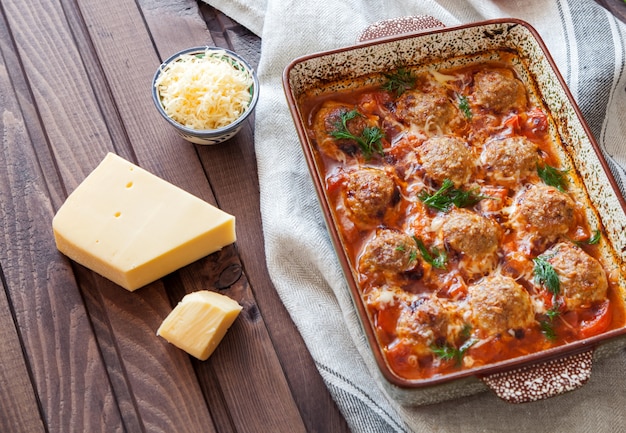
0,280,44,433
1,0,214,431
60,0,311,431
0,45,47,429
36,0,218,430
1,0,346,429
200,5,261,70
0,4,127,432
140,0,215,57
0,280,45,433
196,5,352,433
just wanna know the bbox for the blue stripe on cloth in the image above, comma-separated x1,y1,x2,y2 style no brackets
600,15,626,195
317,362,412,433
568,1,615,141
569,2,626,196
555,0,573,88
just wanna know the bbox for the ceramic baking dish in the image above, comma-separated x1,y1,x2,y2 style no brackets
282,17,626,405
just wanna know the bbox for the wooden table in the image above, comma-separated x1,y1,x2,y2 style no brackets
2,1,625,432
0,0,349,432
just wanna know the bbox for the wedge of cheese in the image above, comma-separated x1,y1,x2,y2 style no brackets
52,153,236,291
157,290,242,360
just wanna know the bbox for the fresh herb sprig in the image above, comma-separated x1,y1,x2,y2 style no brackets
540,320,557,341
545,306,561,320
395,243,419,265
457,94,472,119
431,337,477,366
330,110,385,159
430,344,457,361
460,324,472,339
535,264,562,342
413,237,447,269
587,230,602,245
539,304,561,341
382,68,416,96
418,179,489,212
537,163,569,192
575,229,601,246
533,254,560,295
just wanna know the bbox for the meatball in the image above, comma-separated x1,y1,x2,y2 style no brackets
472,68,527,113
312,101,370,161
417,135,474,187
440,209,501,258
511,184,576,240
359,229,418,274
364,284,415,310
395,87,461,133
543,242,608,310
481,136,538,184
395,296,461,356
343,168,396,227
437,208,501,279
468,273,535,335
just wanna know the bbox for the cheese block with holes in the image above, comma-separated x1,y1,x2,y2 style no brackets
52,152,236,291
157,290,242,360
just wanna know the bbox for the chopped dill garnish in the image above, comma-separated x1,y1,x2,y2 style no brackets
540,320,557,341
382,68,416,96
413,237,447,269
537,163,569,192
418,179,489,212
460,324,472,339
430,344,457,361
457,94,472,119
577,229,601,246
396,242,419,264
408,248,419,264
541,304,560,341
330,109,385,159
533,254,560,295
431,338,477,366
587,230,602,245
545,306,560,321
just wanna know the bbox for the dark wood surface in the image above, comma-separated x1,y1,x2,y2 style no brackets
1,1,624,432
0,0,349,432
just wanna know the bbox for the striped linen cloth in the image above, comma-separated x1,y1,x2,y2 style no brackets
202,0,626,431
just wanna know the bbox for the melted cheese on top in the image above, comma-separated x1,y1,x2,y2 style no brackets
305,59,618,381
155,50,253,130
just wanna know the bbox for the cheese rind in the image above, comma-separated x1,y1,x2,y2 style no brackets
52,153,236,291
157,290,242,360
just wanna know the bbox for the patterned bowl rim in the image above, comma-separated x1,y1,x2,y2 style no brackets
152,46,259,138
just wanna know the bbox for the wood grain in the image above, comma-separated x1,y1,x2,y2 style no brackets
0,14,46,433
0,0,349,432
196,5,351,433
0,3,126,432
76,0,311,430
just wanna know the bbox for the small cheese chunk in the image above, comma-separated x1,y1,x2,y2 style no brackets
157,290,242,360
52,153,236,291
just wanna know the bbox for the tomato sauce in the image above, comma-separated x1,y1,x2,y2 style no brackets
301,56,625,380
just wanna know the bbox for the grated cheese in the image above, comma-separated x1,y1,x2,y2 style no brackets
155,49,253,130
